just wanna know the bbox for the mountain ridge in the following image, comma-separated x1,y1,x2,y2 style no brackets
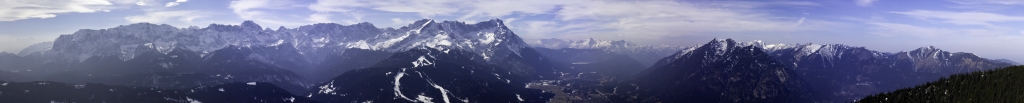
614,38,814,103
527,38,687,67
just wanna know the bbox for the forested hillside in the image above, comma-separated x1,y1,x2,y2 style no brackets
858,66,1024,102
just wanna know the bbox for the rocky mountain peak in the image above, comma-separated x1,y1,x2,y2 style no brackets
276,26,287,31
240,20,261,30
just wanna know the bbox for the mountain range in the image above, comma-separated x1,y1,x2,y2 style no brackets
527,38,686,67
0,19,1016,102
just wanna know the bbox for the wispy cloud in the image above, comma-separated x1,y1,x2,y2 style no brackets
892,10,1024,26
0,0,115,21
948,0,1024,5
873,10,1024,38
125,10,207,24
307,13,333,23
855,0,878,6
165,0,189,7
136,1,148,6
308,0,464,19
522,1,827,42
229,0,307,27
794,17,807,26
391,18,413,25
306,0,370,24
867,20,1017,40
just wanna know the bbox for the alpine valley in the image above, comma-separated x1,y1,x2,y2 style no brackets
0,19,1015,103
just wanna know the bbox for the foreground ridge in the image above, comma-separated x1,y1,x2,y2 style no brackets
858,66,1024,102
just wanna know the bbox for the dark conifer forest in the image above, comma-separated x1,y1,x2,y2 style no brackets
859,66,1024,102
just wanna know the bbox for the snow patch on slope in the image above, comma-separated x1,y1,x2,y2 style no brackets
480,33,496,44
412,56,434,68
269,40,285,46
393,68,416,102
317,81,336,95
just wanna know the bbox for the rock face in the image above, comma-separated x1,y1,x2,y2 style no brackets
527,38,686,67
309,47,554,103
613,39,813,103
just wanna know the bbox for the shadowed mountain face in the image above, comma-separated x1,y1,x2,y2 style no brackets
18,45,314,95
0,81,317,103
612,39,813,103
308,48,395,82
764,44,1013,101
308,47,554,103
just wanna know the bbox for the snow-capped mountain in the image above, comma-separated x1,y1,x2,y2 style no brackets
762,43,1008,73
1,19,570,99
8,19,554,78
31,19,524,63
606,38,1010,102
527,38,687,67
614,38,813,103
309,47,553,103
759,42,1011,102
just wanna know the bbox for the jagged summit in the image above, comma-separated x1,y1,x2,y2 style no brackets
18,19,560,81
621,38,811,103
29,19,526,62
240,20,260,29
276,26,286,31
664,38,771,61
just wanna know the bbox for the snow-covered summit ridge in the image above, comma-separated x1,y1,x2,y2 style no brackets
693,38,767,56
32,19,526,62
691,38,1000,69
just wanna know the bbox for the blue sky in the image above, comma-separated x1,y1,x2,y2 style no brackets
2,0,1024,62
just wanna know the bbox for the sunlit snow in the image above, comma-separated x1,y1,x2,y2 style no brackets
318,81,336,95
412,56,434,68
516,94,524,102
393,68,416,102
